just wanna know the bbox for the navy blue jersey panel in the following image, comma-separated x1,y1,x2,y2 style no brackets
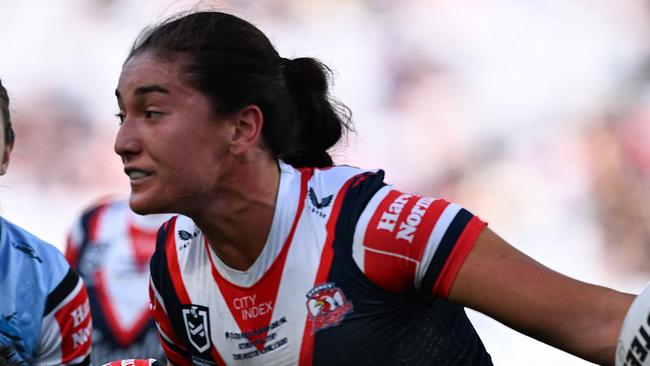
312,297,493,366
149,221,191,355
311,173,493,365
419,208,472,295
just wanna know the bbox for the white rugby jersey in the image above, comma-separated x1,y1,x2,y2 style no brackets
0,217,92,365
66,199,170,365
150,161,493,366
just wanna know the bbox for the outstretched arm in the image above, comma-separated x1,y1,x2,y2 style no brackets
449,227,635,366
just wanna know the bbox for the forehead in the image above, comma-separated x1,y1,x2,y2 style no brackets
117,51,191,98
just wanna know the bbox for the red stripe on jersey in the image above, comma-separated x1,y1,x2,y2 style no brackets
351,172,371,188
148,284,185,349
54,284,92,364
365,192,417,254
87,204,108,242
407,199,448,262
363,194,449,292
160,337,192,366
67,204,110,266
128,222,158,271
94,270,152,347
363,249,417,292
205,168,310,351
432,216,487,298
165,217,227,365
64,235,78,266
166,217,188,298
298,175,356,366
101,359,158,366
365,192,446,262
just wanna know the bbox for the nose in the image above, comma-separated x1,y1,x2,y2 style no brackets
114,119,141,161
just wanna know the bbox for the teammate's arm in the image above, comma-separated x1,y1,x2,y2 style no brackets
449,227,634,366
36,269,92,366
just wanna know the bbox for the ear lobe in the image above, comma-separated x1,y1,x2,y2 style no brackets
230,105,264,154
0,142,13,176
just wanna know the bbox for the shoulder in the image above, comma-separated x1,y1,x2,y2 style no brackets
158,214,200,246
309,164,381,186
0,217,75,304
79,197,128,220
317,164,387,206
150,214,200,272
306,164,385,203
70,198,128,238
1,218,70,276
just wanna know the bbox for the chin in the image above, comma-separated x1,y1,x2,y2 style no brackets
128,194,164,215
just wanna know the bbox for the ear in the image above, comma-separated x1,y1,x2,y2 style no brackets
0,141,13,176
229,104,264,155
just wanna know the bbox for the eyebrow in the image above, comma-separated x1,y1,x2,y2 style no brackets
115,84,170,100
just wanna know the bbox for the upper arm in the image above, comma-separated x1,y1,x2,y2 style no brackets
352,186,486,294
37,268,92,366
449,227,634,365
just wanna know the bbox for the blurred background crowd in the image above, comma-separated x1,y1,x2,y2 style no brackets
2,0,650,364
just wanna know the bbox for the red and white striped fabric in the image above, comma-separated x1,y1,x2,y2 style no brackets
101,358,162,366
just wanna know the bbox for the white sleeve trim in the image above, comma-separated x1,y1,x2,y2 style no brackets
414,203,461,290
351,185,393,273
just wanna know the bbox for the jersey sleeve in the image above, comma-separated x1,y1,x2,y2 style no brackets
36,268,92,366
148,219,193,366
352,185,487,297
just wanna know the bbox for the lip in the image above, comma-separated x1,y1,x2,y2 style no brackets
124,167,154,187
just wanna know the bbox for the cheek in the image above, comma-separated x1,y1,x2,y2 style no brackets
162,157,214,189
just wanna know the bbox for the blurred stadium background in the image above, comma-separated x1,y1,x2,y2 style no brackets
2,0,650,364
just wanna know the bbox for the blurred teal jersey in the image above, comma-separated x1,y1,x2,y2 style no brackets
0,217,92,365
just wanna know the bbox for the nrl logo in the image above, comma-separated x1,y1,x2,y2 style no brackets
182,304,212,353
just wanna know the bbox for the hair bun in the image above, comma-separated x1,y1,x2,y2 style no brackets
282,57,328,94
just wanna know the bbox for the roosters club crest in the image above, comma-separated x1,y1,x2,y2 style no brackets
306,283,353,333
181,304,211,353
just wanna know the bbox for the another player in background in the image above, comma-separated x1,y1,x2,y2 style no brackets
66,198,170,365
108,11,638,366
0,78,92,365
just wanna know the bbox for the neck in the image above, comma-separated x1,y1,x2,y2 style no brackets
192,154,280,271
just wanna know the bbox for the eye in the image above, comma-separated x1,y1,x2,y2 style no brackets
144,110,163,119
114,112,125,125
